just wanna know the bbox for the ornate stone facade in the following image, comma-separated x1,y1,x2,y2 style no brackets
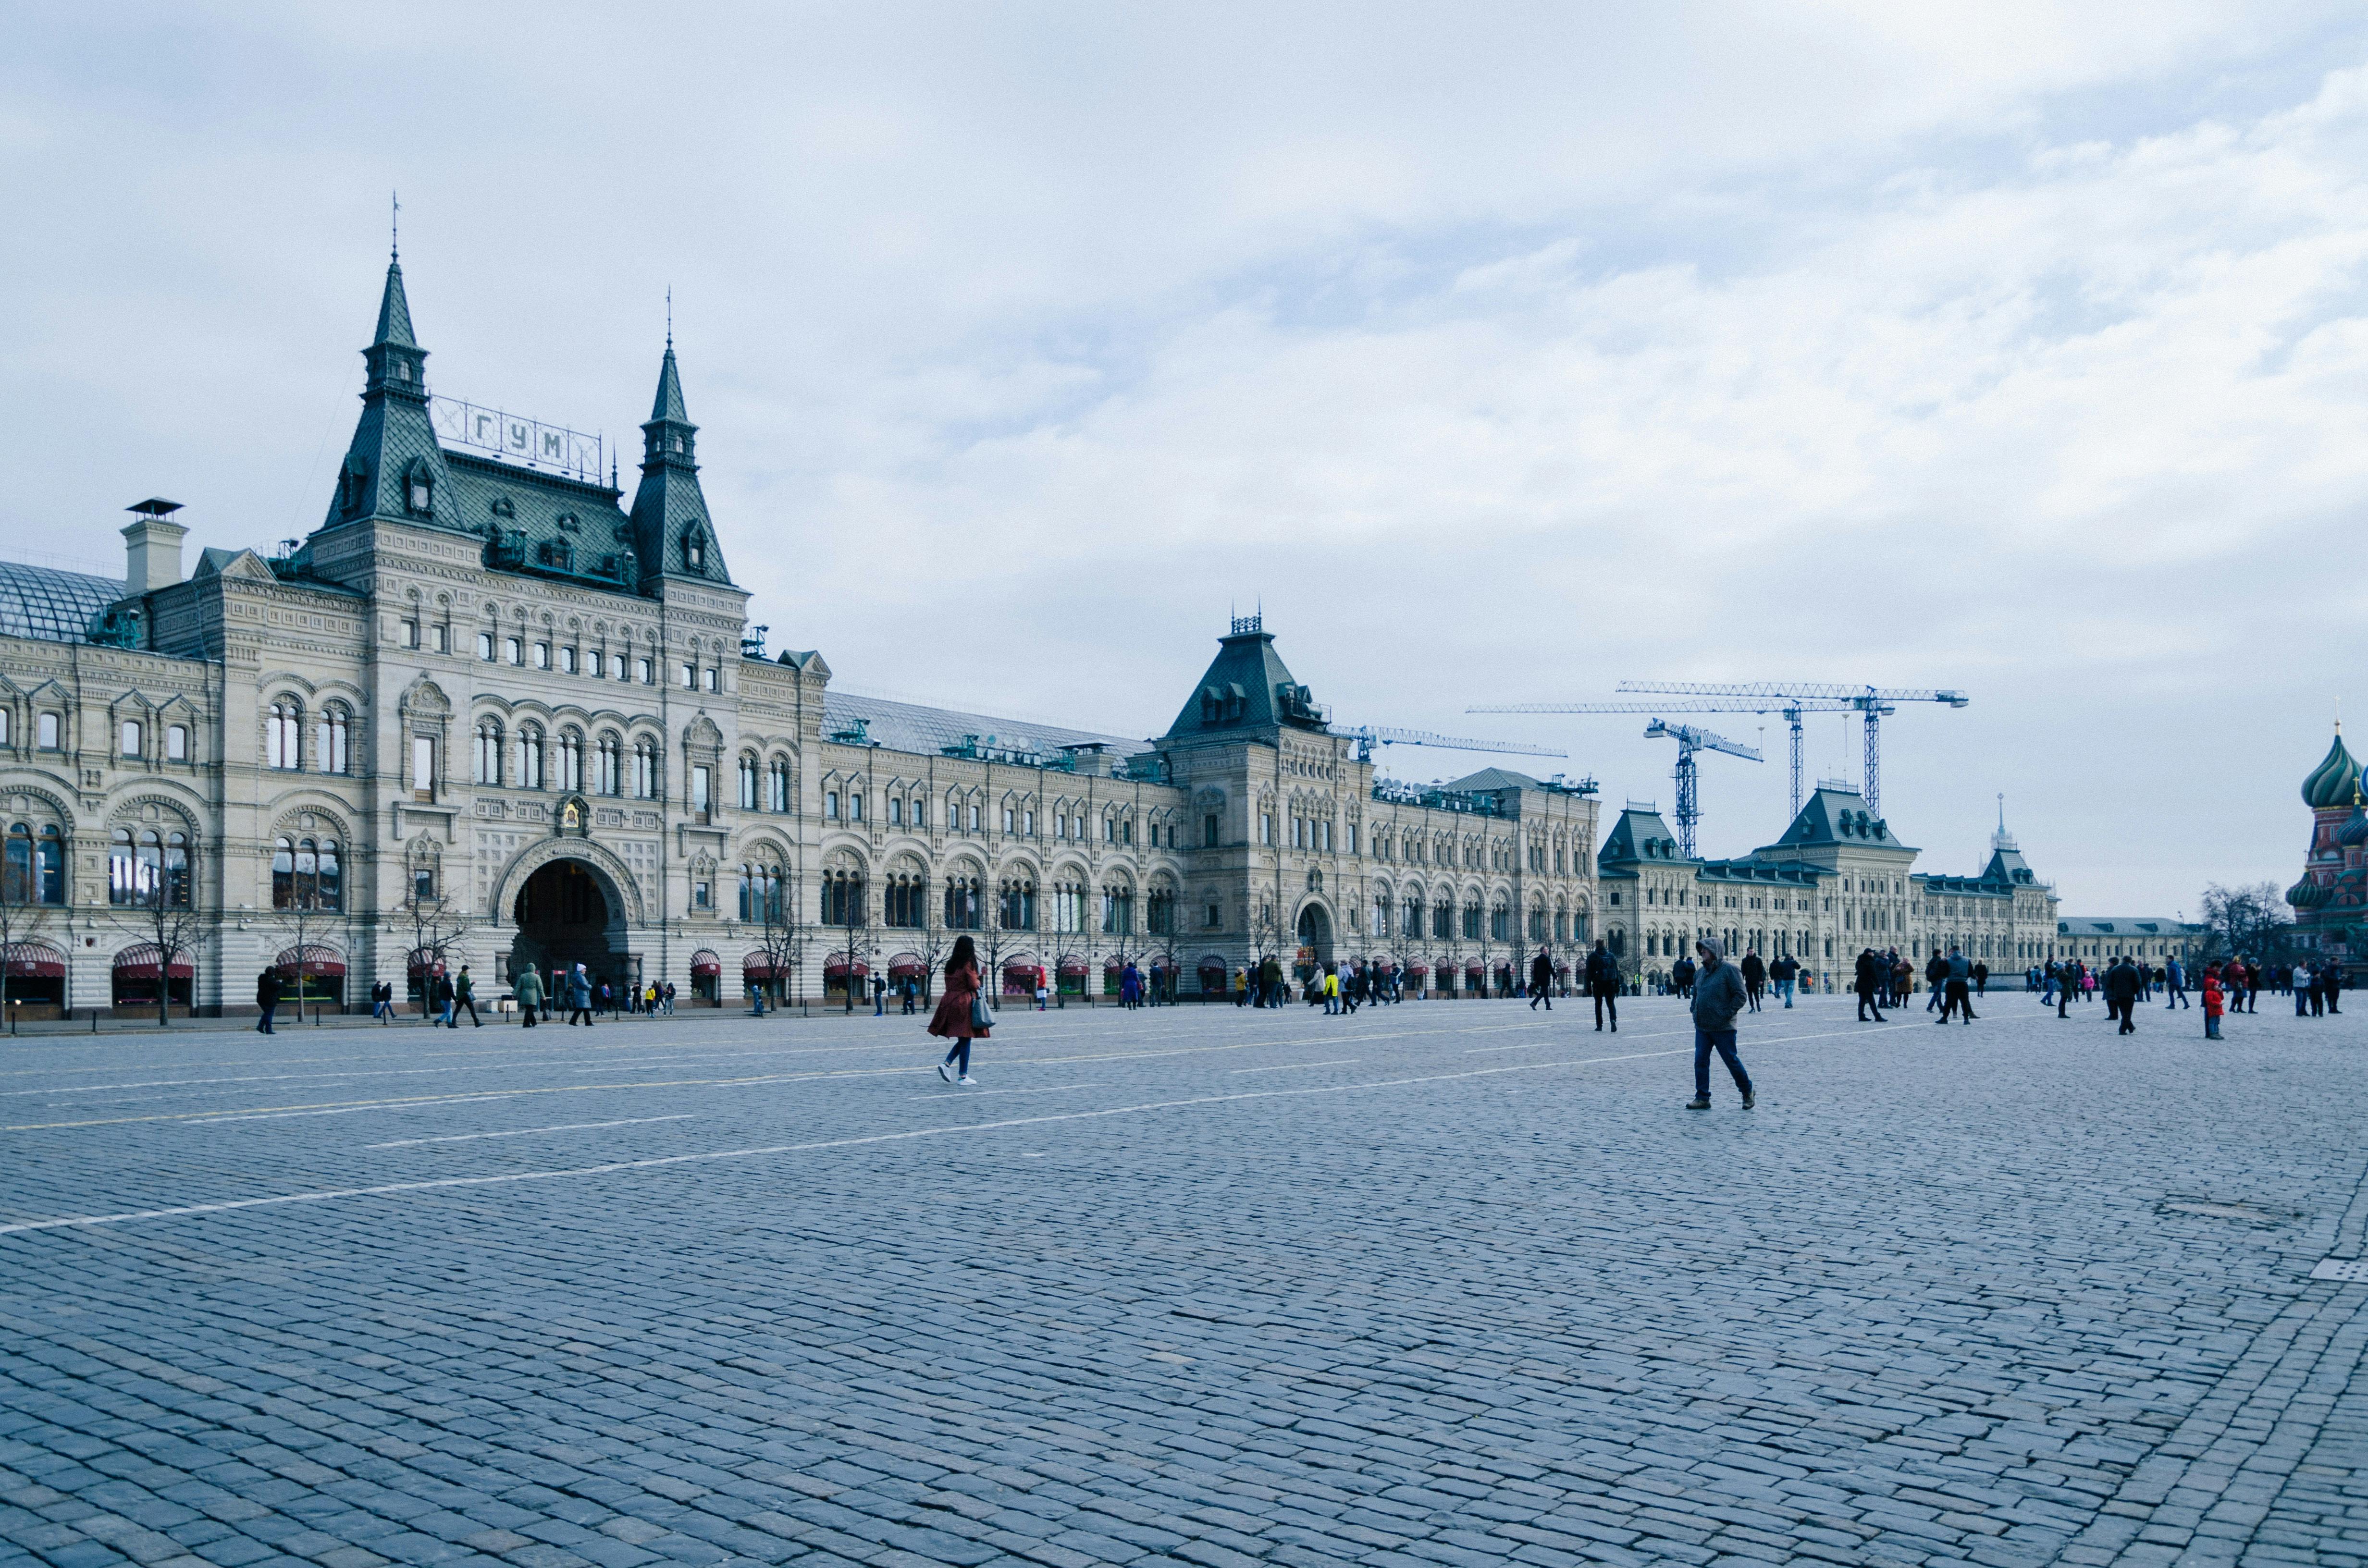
0,257,1603,1013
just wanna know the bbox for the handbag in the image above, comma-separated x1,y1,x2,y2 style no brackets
969,993,993,1031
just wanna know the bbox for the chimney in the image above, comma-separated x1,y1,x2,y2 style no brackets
122,499,188,595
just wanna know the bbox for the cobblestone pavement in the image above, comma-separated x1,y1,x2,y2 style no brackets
2,989,2365,1568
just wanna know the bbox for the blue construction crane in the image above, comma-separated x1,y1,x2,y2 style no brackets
1473,682,1968,820
1332,724,1566,766
1640,721,1761,858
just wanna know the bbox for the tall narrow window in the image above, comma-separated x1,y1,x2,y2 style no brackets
692,765,713,822
597,734,621,795
317,707,349,773
411,736,435,800
166,724,187,762
37,713,59,750
768,760,790,813
268,702,300,769
557,731,583,792
739,756,758,810
120,720,142,757
518,726,544,790
473,721,503,785
632,739,657,799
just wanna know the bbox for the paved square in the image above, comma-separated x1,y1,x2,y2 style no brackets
3,990,2365,1568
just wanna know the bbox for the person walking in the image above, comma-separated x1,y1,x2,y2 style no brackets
1925,950,1949,1013
872,972,888,1016
1771,952,1797,1008
1739,948,1766,1013
567,963,594,1027
1585,939,1619,1032
1940,947,1976,1024
370,980,395,1022
1856,948,1887,1022
2056,961,2076,1019
513,963,542,1027
2203,969,2225,1040
1685,939,1754,1112
1529,947,1554,1010
2326,963,2344,1015
2104,954,2141,1035
432,968,456,1028
454,965,482,1028
1670,952,1696,1000
929,933,990,1085
255,967,281,1034
2245,959,2262,1013
2295,961,2315,1017
2165,956,2189,1009
1971,960,1988,997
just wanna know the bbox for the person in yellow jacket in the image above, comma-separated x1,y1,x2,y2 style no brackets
1323,965,1342,1015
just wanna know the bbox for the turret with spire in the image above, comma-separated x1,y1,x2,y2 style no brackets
626,309,730,588
321,239,454,533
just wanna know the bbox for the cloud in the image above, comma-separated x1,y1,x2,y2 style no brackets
1,2,2365,913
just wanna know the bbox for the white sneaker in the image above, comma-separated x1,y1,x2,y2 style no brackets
936,1062,953,1083
959,1075,976,1086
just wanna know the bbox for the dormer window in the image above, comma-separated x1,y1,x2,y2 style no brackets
671,435,684,453
339,455,369,515
405,467,433,515
491,497,516,519
684,530,704,570
395,359,411,382
556,513,579,532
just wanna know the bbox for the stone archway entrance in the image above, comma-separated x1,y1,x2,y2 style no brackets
511,858,635,999
1295,902,1333,979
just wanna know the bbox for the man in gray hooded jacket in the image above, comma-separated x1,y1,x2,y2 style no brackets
1687,937,1755,1111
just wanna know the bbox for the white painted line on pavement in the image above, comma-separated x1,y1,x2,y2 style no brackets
1228,1059,1360,1074
0,1024,1924,1237
912,1083,1090,1101
365,1115,696,1149
188,1094,522,1124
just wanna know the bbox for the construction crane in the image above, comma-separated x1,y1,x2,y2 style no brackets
1616,683,1967,819
1642,721,1761,858
1333,724,1566,766
1474,684,1967,819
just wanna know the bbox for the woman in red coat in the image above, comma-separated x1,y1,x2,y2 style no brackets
929,934,990,1084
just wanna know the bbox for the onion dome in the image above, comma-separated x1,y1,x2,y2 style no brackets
2290,876,2331,910
2341,804,2368,848
2303,730,2360,809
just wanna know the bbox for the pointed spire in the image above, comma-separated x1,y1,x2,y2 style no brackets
373,257,417,349
650,343,689,424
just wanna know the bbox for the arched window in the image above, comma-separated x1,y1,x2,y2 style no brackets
472,720,503,785
596,733,621,795
517,725,544,790
885,873,926,929
557,730,583,792
120,719,143,757
768,759,791,813
943,874,982,930
272,837,294,908
739,865,784,924
1099,885,1134,935
272,836,340,910
110,830,140,906
683,528,704,570
999,879,1038,932
1147,888,1174,935
1050,881,1086,935
406,466,433,515
738,755,758,811
164,832,190,907
267,701,302,770
632,738,658,799
821,869,864,927
315,705,350,774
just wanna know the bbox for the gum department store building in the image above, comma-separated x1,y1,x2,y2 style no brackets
0,256,2174,1015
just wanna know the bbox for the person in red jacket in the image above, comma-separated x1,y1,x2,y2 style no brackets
2202,972,2224,1041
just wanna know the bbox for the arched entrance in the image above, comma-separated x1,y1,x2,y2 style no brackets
1295,902,1333,980
511,858,634,999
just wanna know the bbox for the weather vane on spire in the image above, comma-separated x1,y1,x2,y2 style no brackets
391,191,400,260
665,285,673,349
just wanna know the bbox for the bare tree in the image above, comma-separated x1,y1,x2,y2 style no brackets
0,860,56,1032
106,865,205,1028
267,900,343,1026
745,868,806,1012
912,887,952,1005
400,882,471,1017
2201,882,2291,965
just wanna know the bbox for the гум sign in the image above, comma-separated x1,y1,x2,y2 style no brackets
430,396,603,482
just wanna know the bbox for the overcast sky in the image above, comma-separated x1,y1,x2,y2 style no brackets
5,3,2366,916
